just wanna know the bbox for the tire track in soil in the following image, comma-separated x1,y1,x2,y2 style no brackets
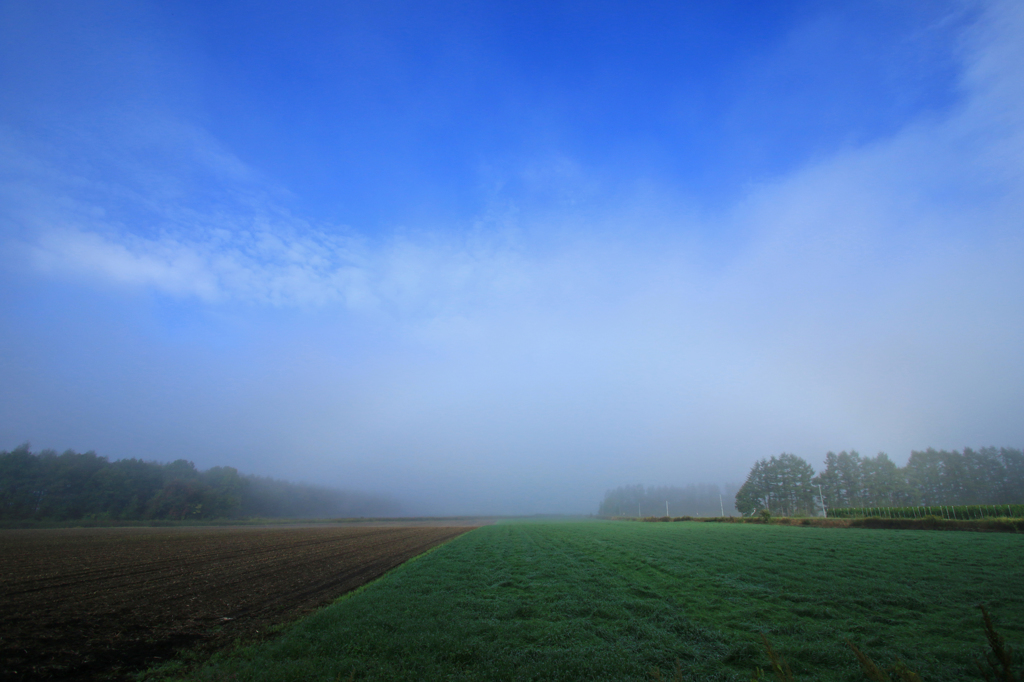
0,525,475,681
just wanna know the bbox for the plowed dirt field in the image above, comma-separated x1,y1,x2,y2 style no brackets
0,525,475,681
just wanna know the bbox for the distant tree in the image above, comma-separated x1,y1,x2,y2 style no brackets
772,454,817,516
736,454,816,517
811,452,842,511
903,447,997,505
810,446,1023,509
735,458,771,516
734,446,1023,516
200,466,244,517
904,448,944,505
998,447,1024,503
597,484,645,516
0,443,39,518
864,452,917,506
814,451,917,508
94,458,164,518
834,451,864,507
0,446,400,521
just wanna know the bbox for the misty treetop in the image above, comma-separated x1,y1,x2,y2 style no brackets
902,447,1024,506
598,483,740,517
0,445,399,521
734,447,1024,517
734,453,818,517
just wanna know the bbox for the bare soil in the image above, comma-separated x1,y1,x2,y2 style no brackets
0,525,476,681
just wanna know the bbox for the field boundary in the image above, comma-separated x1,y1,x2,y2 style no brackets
608,515,1024,532
140,525,481,681
827,503,1024,520
322,525,481,608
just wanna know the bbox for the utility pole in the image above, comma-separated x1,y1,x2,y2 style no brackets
818,484,827,518
720,494,725,517
666,500,669,517
638,502,641,518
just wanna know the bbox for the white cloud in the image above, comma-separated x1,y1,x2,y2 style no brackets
11,1,1022,323
31,229,221,300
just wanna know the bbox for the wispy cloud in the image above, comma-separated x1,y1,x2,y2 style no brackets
9,3,1022,318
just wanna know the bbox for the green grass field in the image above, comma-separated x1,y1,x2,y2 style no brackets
162,521,1024,681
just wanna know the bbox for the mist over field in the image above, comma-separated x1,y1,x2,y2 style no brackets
1,1,1022,515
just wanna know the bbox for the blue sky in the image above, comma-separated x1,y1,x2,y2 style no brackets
1,0,1022,514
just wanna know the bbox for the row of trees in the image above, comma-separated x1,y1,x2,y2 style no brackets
735,447,1024,516
598,483,740,517
0,445,400,521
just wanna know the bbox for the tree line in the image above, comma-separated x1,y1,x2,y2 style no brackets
735,447,1024,517
0,444,400,521
598,483,740,517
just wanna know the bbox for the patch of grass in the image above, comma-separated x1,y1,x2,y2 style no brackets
162,522,1024,681
976,605,1023,682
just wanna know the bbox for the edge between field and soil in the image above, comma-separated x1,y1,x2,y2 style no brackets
136,526,484,682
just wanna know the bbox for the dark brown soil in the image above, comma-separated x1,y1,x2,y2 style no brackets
0,525,476,681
